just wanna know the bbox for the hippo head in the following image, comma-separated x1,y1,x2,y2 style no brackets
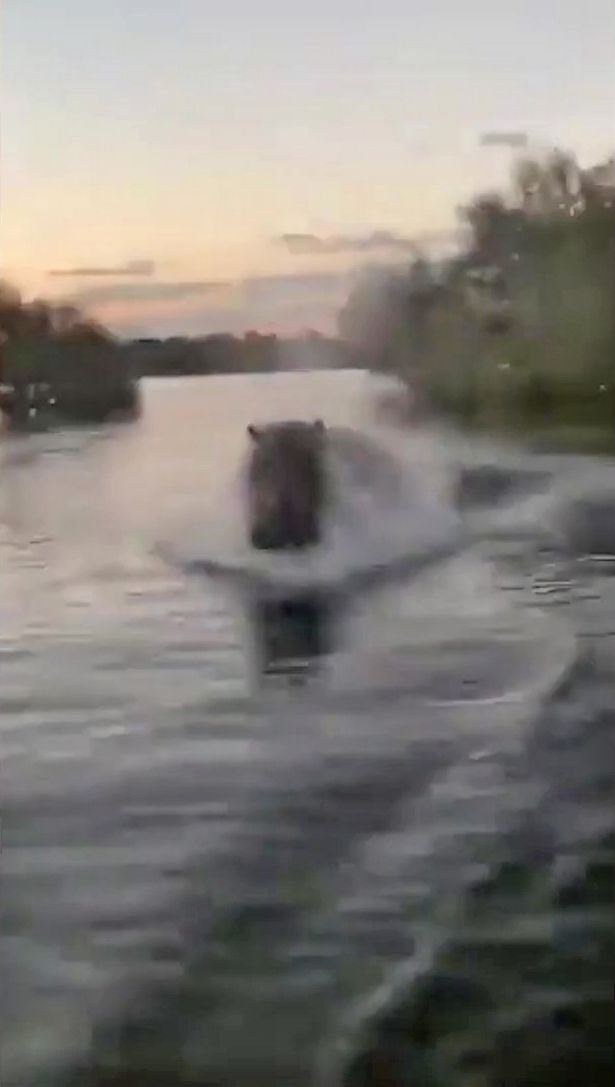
245,419,327,551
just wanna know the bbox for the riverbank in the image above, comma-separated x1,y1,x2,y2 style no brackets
435,412,615,458
374,384,615,458
0,339,140,430
342,150,614,460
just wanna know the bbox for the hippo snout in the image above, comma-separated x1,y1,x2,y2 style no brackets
250,519,321,551
250,526,286,551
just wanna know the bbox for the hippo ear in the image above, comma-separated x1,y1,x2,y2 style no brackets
247,424,261,442
313,419,325,434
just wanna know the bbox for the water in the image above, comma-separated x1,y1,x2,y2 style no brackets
1,373,613,1086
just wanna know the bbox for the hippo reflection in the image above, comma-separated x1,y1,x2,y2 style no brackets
250,591,334,679
246,419,327,551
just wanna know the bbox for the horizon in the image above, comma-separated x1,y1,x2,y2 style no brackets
3,1,613,338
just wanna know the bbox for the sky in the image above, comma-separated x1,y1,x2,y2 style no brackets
3,0,614,338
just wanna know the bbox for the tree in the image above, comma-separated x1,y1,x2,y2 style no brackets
512,148,585,216
0,281,26,338
23,299,54,338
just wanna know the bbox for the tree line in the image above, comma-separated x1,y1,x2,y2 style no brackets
0,282,350,427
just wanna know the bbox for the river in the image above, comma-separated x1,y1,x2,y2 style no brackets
1,372,613,1086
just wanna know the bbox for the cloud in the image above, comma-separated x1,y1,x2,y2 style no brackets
276,229,461,256
59,271,349,339
61,271,342,313
48,259,156,278
480,132,528,148
116,294,341,340
240,271,341,303
63,279,227,307
276,231,417,255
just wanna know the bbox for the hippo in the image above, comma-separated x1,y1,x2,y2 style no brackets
245,419,327,550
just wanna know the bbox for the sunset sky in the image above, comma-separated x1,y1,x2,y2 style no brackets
3,1,613,337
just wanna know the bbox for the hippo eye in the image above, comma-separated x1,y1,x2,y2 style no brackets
247,424,261,442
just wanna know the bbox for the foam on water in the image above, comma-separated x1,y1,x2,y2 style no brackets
158,419,462,598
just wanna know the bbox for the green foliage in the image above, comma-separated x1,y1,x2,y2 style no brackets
340,151,615,452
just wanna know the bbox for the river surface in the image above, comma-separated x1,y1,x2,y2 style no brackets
1,372,613,1086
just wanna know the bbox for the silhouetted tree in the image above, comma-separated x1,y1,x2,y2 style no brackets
0,280,137,424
